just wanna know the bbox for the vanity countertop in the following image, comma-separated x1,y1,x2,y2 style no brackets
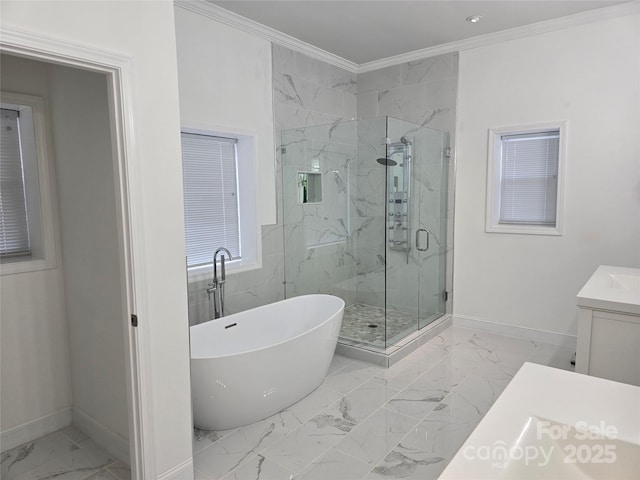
576,265,640,316
439,362,640,479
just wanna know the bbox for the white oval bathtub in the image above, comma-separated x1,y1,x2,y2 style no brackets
190,294,344,430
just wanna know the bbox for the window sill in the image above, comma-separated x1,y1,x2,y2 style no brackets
486,223,562,236
187,259,262,282
1,257,57,276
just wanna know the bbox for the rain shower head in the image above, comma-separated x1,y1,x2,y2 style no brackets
376,157,398,166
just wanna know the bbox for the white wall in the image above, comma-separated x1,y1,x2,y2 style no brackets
0,55,73,442
454,14,640,336
1,1,193,477
174,5,276,227
49,63,129,454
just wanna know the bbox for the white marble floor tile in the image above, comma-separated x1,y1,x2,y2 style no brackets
12,440,114,480
364,449,447,480
194,468,214,480
424,327,476,352
86,470,120,480
366,407,480,479
193,427,235,454
386,359,464,419
105,460,131,480
467,330,538,356
424,387,485,431
321,361,379,395
455,373,513,417
265,386,343,430
401,344,449,370
327,354,358,375
232,418,292,454
221,454,295,480
261,409,357,473
1,432,80,479
401,416,473,460
462,352,520,377
296,448,372,480
373,359,431,391
326,378,399,425
60,426,90,446
196,416,293,478
194,433,259,480
336,407,420,466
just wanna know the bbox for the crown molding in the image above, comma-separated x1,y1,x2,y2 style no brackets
358,0,640,72
176,0,639,75
175,0,358,73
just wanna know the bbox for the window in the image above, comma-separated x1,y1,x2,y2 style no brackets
486,122,566,235
1,108,30,257
1,92,57,274
181,129,258,275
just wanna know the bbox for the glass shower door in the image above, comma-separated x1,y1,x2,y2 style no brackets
382,118,419,346
415,128,449,330
384,118,449,345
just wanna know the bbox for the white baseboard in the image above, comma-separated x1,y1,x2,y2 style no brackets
1,408,72,452
453,314,577,349
72,406,129,465
157,459,194,480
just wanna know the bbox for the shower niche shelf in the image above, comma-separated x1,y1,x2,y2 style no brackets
297,172,322,204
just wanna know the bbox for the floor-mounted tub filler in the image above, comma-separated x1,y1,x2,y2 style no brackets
190,294,344,430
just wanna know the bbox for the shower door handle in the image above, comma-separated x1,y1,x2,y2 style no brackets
416,228,430,252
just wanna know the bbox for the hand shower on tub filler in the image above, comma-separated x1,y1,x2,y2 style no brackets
207,247,233,318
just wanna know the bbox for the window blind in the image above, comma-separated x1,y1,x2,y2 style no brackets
181,133,240,267
0,108,31,257
500,131,559,226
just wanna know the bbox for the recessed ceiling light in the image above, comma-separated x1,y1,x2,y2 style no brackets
466,15,483,23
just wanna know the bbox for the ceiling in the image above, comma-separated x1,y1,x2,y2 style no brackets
211,1,627,64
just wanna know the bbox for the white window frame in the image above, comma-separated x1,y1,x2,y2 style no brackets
1,92,58,275
181,125,260,281
486,121,567,236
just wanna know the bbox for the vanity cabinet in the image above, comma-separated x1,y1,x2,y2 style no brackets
576,265,640,386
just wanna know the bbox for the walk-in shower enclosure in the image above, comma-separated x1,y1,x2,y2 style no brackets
282,116,449,350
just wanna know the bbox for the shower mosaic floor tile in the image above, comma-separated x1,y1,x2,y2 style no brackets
193,325,576,480
339,304,425,348
0,427,131,480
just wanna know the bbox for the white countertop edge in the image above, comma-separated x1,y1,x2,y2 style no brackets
576,265,640,315
439,362,640,479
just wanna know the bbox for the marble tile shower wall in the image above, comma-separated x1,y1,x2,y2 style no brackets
352,118,387,308
353,120,449,318
357,54,458,315
382,131,449,318
282,124,359,304
277,45,359,304
356,54,458,135
187,45,357,324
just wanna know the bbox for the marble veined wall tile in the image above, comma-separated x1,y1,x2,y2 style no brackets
277,45,358,310
357,91,378,120
272,44,294,79
401,56,455,87
355,52,457,137
352,52,457,324
377,83,427,119
291,50,356,94
423,79,457,111
358,65,403,94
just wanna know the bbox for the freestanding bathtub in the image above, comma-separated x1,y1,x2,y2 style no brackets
190,294,344,430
